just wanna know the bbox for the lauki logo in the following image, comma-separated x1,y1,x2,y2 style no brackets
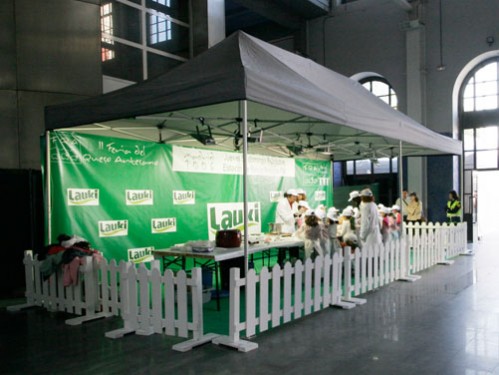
207,202,261,240
151,218,177,234
98,220,128,237
173,190,195,205
128,246,154,264
126,190,153,205
67,188,99,206
315,190,326,202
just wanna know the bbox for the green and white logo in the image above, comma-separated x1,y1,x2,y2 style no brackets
67,188,99,206
128,246,154,264
152,218,177,234
269,191,283,203
173,190,195,205
315,190,326,202
98,220,128,237
126,189,153,205
207,202,261,240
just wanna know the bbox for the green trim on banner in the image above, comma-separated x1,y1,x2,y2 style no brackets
44,131,333,261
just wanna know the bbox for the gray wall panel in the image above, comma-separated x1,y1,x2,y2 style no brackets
308,2,408,114
16,0,102,96
17,91,88,169
0,90,19,168
0,0,17,90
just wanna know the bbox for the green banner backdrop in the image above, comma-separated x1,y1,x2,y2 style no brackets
44,132,332,262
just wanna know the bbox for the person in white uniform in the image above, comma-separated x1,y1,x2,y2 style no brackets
326,207,341,255
295,210,329,259
337,207,359,248
275,189,299,265
275,189,298,234
359,188,382,248
348,190,362,236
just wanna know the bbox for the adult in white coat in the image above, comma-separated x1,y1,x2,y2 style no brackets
275,189,298,234
276,189,299,265
359,188,382,248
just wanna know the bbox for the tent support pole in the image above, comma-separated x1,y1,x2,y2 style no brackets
460,153,464,222
241,100,249,280
398,141,419,282
46,131,52,244
399,140,404,234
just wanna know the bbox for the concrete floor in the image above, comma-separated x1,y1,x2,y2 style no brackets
2,235,499,375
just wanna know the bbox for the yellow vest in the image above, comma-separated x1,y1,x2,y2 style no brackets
446,200,461,218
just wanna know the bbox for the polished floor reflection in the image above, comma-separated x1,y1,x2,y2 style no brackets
3,235,499,374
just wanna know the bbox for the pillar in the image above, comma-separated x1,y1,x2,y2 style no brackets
405,20,427,209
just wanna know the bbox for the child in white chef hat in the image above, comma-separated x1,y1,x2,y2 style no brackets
296,209,329,259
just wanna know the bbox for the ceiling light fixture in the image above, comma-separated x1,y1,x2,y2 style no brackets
287,144,303,156
191,117,215,145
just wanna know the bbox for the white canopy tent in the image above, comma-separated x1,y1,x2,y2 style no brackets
45,31,462,278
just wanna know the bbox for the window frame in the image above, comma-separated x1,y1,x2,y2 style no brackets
359,76,398,110
460,58,499,113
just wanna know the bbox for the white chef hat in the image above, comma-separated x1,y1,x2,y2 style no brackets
360,188,373,197
342,207,354,217
348,191,360,201
327,208,339,221
298,200,310,209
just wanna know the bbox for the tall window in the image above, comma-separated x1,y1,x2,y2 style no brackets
462,60,499,112
100,3,115,61
149,14,172,44
346,158,398,176
360,77,398,110
99,0,189,82
464,126,499,170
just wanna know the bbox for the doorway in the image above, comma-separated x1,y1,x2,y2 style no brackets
476,170,499,239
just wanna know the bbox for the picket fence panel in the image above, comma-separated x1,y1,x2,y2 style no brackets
7,250,108,325
214,236,447,352
213,252,345,352
102,260,218,351
8,251,217,351
405,222,468,271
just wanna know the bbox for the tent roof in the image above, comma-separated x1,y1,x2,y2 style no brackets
45,31,462,161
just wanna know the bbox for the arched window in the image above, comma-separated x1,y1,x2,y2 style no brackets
462,59,499,112
359,77,398,110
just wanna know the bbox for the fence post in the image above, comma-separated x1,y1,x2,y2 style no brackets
105,262,138,338
339,247,363,307
398,237,421,282
212,267,258,352
66,256,112,325
461,222,473,255
172,267,219,352
437,223,454,265
7,251,37,312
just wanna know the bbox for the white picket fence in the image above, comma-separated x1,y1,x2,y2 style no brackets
8,251,217,352
405,222,468,272
9,222,468,353
102,260,218,351
213,238,423,352
213,238,416,352
7,250,110,325
342,238,419,305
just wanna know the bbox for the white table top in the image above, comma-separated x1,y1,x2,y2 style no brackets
154,237,304,262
